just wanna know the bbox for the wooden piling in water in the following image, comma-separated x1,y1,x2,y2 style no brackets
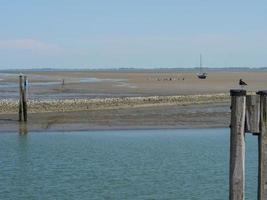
245,95,260,134
23,76,27,122
19,75,23,122
257,91,267,200
229,89,246,200
18,75,27,122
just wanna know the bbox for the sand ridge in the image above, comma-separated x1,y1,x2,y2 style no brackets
0,93,229,114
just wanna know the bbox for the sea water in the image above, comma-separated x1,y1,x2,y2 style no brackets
0,128,257,200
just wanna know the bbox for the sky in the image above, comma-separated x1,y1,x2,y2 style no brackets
0,0,266,69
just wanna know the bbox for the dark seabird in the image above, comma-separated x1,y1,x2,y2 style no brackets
239,79,247,89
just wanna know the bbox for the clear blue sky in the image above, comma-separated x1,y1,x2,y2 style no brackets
0,0,266,69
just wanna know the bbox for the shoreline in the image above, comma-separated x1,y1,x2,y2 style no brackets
1,126,228,134
0,94,230,133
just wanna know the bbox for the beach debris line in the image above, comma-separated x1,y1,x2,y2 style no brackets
0,93,230,114
229,89,267,200
19,74,28,122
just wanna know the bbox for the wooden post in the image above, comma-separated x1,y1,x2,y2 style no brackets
19,75,23,122
23,76,27,122
19,75,27,122
245,95,260,134
257,91,267,200
229,89,246,200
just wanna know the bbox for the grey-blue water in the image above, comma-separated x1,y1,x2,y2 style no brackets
0,128,257,200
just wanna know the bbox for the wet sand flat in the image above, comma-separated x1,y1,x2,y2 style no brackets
28,70,267,95
0,103,230,132
0,70,266,99
0,70,264,132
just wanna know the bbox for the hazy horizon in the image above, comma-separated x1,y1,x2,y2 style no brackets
1,0,266,69
1,66,267,72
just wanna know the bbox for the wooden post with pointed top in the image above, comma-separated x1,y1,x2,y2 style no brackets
229,89,246,200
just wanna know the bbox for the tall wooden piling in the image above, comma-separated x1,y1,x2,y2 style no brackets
229,89,246,200
257,91,267,200
18,75,27,122
246,95,260,134
19,75,23,121
23,76,27,122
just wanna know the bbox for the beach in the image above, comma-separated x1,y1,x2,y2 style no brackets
0,95,230,132
0,70,265,132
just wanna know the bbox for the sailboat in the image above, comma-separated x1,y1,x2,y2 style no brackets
196,54,207,79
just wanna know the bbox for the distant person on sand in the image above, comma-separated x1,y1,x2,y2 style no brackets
61,78,65,89
239,79,247,89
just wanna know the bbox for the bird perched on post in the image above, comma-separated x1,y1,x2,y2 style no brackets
239,79,247,89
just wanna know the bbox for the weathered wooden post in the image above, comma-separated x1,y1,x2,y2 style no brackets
19,75,23,122
257,91,267,200
229,89,246,200
23,76,27,122
18,75,27,122
245,95,260,134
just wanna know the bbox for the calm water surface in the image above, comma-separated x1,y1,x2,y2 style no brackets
0,128,257,200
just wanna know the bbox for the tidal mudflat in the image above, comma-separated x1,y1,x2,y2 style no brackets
0,70,265,131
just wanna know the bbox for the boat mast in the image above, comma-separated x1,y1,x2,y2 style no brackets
199,54,202,73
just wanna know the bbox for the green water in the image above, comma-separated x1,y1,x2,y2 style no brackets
0,129,257,200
